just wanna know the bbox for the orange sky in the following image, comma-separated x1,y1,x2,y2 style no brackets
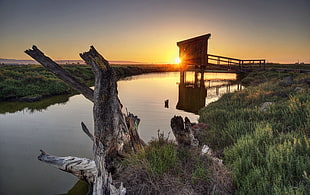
0,0,309,64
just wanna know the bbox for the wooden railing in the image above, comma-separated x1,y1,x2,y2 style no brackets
207,54,266,71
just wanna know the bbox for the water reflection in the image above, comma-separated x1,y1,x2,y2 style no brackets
176,70,242,114
0,94,71,114
0,71,243,195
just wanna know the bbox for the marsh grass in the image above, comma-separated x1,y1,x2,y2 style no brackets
145,139,178,176
199,71,310,194
0,65,88,100
0,64,161,101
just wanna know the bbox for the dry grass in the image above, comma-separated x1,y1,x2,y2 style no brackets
209,158,234,194
114,137,234,195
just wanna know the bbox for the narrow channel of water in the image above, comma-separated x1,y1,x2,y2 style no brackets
0,72,241,195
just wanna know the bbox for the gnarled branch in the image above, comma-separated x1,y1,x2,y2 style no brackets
25,46,94,102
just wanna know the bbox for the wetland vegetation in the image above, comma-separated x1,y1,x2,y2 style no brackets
0,64,178,101
117,70,310,194
198,71,310,194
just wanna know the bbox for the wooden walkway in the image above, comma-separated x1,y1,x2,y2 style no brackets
182,54,266,72
207,54,266,72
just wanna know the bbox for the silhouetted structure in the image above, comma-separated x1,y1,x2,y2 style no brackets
177,33,266,72
177,34,211,70
176,34,262,112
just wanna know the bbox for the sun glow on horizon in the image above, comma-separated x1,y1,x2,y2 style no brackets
174,57,181,64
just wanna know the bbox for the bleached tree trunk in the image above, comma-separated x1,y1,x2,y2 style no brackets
25,46,144,195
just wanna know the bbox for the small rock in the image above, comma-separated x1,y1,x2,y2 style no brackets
201,145,210,155
294,87,303,92
279,76,294,87
260,102,273,112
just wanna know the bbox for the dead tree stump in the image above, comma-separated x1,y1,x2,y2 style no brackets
171,116,194,147
25,45,144,195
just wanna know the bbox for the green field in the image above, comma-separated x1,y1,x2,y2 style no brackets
198,71,310,194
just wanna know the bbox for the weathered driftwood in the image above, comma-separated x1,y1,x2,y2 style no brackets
25,45,144,195
38,149,97,183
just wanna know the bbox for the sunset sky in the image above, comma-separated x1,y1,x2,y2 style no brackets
0,0,309,64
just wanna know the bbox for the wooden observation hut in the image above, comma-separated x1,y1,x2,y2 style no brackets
176,33,266,114
177,33,266,71
177,33,211,70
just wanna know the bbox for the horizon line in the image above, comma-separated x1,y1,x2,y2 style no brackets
1,58,309,65
0,58,177,65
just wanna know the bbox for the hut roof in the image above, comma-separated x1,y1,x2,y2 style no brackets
177,33,211,47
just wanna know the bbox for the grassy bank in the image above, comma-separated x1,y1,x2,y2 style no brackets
116,132,233,194
198,71,310,194
0,64,177,101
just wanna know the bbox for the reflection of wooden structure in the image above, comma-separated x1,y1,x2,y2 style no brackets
177,33,266,72
177,70,207,114
177,70,242,114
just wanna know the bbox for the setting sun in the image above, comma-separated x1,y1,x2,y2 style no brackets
174,57,181,64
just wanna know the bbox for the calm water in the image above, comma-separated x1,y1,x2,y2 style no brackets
0,72,240,195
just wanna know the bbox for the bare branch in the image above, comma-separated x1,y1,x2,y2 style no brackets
25,45,94,102
81,122,94,141
38,150,97,183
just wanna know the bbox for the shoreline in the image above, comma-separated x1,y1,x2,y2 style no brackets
0,64,179,102
1,63,309,102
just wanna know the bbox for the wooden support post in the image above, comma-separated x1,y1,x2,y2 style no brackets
263,60,266,70
194,71,198,87
200,70,205,88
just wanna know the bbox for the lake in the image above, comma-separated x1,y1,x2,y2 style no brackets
0,71,241,195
